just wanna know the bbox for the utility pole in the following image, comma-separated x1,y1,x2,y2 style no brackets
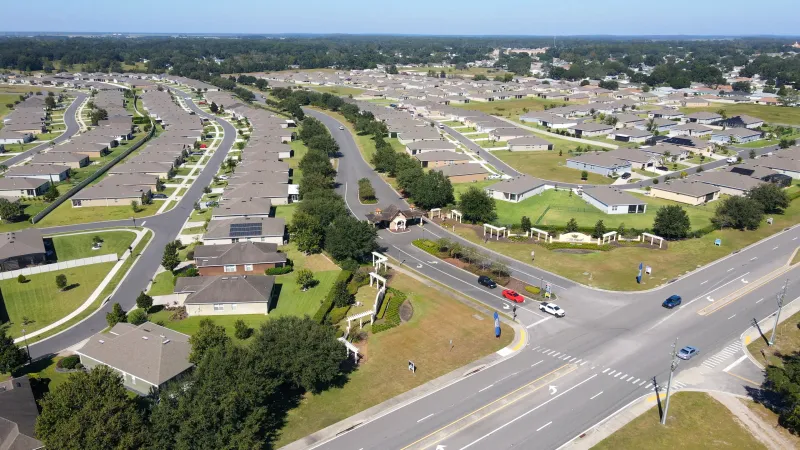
768,279,788,346
661,337,679,425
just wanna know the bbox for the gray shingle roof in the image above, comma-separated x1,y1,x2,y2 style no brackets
174,275,275,305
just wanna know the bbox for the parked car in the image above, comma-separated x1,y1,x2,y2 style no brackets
502,289,525,303
656,165,668,171
677,346,698,360
478,275,497,288
726,157,737,164
621,172,631,179
438,124,445,129
339,126,345,130
662,295,682,309
539,302,565,317
488,174,502,180
151,193,168,199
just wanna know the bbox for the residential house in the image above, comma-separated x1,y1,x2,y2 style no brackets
570,122,614,138
0,130,34,145
682,98,710,107
566,152,631,177
605,148,658,170
211,198,273,220
485,175,548,203
507,135,554,151
489,128,530,142
70,183,151,207
4,164,70,182
685,111,722,124
710,128,762,144
174,275,276,316
581,187,647,214
76,322,193,395
435,163,489,183
30,152,90,169
415,150,472,168
693,171,763,196
650,180,720,205
202,217,286,245
642,144,691,162
194,242,287,276
405,140,457,155
607,128,652,143
0,177,49,199
669,123,713,137
0,229,46,271
725,114,765,129
0,376,44,450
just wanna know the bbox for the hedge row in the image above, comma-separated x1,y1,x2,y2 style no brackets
413,239,441,256
328,306,351,325
538,241,613,251
312,270,352,324
265,265,293,275
372,288,406,334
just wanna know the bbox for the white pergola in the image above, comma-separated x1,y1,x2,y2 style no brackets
449,209,463,223
429,208,442,219
346,310,374,330
369,272,387,291
337,337,360,363
530,227,550,241
483,224,508,240
371,252,388,271
601,231,618,245
642,232,665,248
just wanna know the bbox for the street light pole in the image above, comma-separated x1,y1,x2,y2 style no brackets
768,279,788,346
661,337,679,426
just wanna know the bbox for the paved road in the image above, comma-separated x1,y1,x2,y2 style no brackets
306,108,800,450
27,93,236,358
3,92,87,167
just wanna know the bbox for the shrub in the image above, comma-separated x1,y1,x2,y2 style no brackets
524,286,541,295
265,265,293,275
58,355,81,370
17,274,26,283
328,306,351,324
127,309,148,326
372,288,406,333
312,270,353,324
234,319,253,340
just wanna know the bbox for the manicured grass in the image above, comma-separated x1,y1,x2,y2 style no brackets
478,140,507,148
50,230,136,260
593,392,766,450
273,203,298,221
1,262,116,338
289,138,309,181
0,94,19,119
467,133,490,140
312,86,365,97
147,309,270,343
0,201,49,233
747,308,800,368
279,243,340,272
453,97,568,118
271,270,341,318
450,188,800,290
148,270,176,296
493,147,615,185
680,104,800,126
35,201,158,227
181,226,206,235
190,207,214,222
273,272,513,447
453,179,496,198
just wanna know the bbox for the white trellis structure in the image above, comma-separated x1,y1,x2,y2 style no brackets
601,231,618,245
337,337,360,363
371,251,388,271
449,209,463,223
642,232,665,248
530,227,550,242
369,272,387,290
429,208,442,219
483,224,508,240
345,310,375,335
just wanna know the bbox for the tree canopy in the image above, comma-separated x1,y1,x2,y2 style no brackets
652,205,691,239
458,186,497,224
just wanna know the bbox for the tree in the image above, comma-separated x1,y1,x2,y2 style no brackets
520,216,532,232
397,164,424,196
250,316,346,392
209,101,218,113
749,149,756,159
189,318,231,364
763,353,800,435
778,88,798,107
105,303,126,328
127,309,147,325
746,183,790,214
653,205,691,239
593,220,607,238
412,170,454,210
598,80,619,90
458,186,497,224
291,210,325,254
299,171,333,199
17,274,26,283
55,274,67,291
581,170,589,180
580,79,590,86
713,196,764,230
45,95,56,109
130,200,139,212
0,198,23,223
473,74,488,81
36,366,147,450
0,327,27,374
234,319,253,340
43,183,59,202
161,240,180,272
331,279,354,307
386,64,399,75
372,141,398,173
135,291,153,312
325,215,378,262
565,218,579,233
296,269,316,290
731,81,752,93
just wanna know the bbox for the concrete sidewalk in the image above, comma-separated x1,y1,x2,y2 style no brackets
282,263,528,450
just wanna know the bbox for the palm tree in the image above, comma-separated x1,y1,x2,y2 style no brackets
646,117,656,132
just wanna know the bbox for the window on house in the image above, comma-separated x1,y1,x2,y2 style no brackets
612,206,617,211
213,304,223,311
244,264,254,272
224,265,236,273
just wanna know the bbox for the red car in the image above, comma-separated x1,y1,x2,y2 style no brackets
502,289,524,303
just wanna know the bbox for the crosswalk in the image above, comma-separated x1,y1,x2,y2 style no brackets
702,342,741,369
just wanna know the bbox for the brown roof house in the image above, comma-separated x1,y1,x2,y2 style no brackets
75,322,193,395
174,275,276,316
365,205,424,231
194,242,287,276
0,376,44,450
0,229,46,272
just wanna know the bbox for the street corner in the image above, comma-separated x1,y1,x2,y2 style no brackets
496,323,527,357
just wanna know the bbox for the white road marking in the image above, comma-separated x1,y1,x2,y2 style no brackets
532,360,543,367
459,374,598,449
478,384,494,393
553,352,561,358
590,391,603,400
727,267,735,272
793,237,798,241
633,378,640,384
140,221,146,226
750,257,757,261
569,357,577,363
773,246,780,250
728,314,736,320
532,346,540,351
626,376,635,382
536,421,553,432
639,380,647,386
547,350,555,356
526,317,551,329
756,298,765,303
700,280,708,285
417,413,434,423
602,368,610,374
723,355,749,372
614,373,622,378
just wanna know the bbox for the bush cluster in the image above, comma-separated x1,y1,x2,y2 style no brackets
312,270,353,324
372,289,406,334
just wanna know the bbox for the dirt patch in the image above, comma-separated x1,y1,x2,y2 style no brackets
399,299,414,322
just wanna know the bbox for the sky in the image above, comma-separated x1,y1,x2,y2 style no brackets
4,0,800,36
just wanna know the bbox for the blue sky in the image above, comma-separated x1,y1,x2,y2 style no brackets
4,0,800,36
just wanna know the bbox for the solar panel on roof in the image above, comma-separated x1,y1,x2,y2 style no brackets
229,222,262,237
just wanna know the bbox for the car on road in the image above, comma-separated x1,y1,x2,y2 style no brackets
438,124,444,129
152,193,168,199
662,295,682,309
502,289,525,303
488,174,502,180
726,157,737,164
620,172,631,179
539,302,565,317
478,275,497,288
677,346,698,360
339,126,345,130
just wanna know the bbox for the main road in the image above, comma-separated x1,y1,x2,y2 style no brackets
305,108,799,450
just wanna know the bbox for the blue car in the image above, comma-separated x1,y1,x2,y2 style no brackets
662,295,682,309
678,346,698,360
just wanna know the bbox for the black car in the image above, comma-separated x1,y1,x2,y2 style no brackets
152,193,168,199
621,172,631,179
478,275,497,288
656,166,668,171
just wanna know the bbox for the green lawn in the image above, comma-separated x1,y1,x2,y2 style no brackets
453,179,496,198
593,392,766,450
680,104,800,126
181,226,206,235
493,146,615,185
273,272,513,446
148,270,177,296
478,140,507,148
147,309,269,343
190,207,214,222
1,262,116,338
453,97,568,118
289,138,309,182
747,308,800,368
273,203,298,221
271,270,341,318
50,230,136,260
0,201,49,233
311,86,365,97
35,201,157,227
